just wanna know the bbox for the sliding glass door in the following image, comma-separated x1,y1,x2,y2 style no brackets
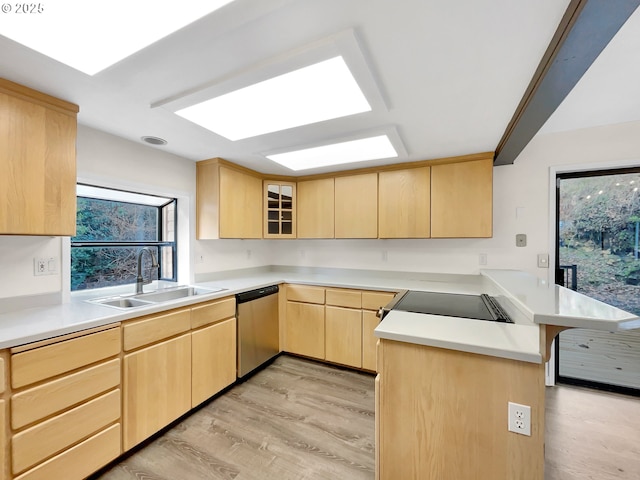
556,168,640,394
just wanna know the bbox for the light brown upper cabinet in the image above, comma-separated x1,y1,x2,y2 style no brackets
0,79,78,235
196,159,262,239
431,158,493,238
297,178,335,238
335,173,378,238
378,167,431,238
263,180,296,238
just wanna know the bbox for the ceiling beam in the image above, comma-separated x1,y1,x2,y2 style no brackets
494,0,640,166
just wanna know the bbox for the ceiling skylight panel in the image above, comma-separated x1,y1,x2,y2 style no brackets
267,135,398,171
0,0,234,75
174,56,372,140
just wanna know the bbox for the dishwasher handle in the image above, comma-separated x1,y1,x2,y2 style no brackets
235,285,279,304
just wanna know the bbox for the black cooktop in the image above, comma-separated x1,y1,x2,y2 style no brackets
392,291,512,322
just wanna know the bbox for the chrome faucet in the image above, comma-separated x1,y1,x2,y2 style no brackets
136,247,159,294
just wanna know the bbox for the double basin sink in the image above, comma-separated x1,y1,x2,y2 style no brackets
90,285,225,310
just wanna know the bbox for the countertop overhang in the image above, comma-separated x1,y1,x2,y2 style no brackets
481,269,640,331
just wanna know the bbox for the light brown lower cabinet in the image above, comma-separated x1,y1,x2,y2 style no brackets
123,333,192,451
285,301,325,359
1,399,6,480
7,326,122,480
377,339,545,480
11,359,120,430
192,318,237,408
13,424,121,480
12,390,120,475
325,306,362,368
361,291,395,371
361,310,380,371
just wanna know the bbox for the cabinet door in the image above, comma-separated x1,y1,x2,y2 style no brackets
219,166,263,238
362,310,379,371
264,181,296,238
431,158,493,238
285,302,325,359
123,333,191,450
192,318,236,408
0,357,5,394
1,399,5,480
379,167,430,238
335,173,378,238
297,178,335,238
325,306,362,368
0,83,77,236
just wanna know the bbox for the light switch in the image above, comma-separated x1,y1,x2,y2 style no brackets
516,234,527,247
537,253,549,268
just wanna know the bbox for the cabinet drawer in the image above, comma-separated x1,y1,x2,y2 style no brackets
11,327,120,389
123,308,190,351
13,423,121,480
286,285,325,304
191,297,236,329
11,359,120,430
362,291,396,311
326,288,362,308
12,389,120,475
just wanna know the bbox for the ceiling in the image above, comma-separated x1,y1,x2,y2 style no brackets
1,0,636,176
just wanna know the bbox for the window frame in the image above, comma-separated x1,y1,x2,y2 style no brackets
70,184,178,290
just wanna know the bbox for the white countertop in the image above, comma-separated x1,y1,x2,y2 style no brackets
481,269,640,331
0,267,637,365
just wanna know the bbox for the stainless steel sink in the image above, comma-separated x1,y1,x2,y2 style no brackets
133,286,223,302
93,298,154,309
89,285,225,309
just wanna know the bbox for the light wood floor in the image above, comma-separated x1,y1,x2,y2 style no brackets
93,355,640,480
545,383,640,480
93,355,375,480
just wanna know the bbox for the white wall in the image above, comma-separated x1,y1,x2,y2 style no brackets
2,120,640,300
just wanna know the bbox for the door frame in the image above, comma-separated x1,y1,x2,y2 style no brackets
548,159,640,391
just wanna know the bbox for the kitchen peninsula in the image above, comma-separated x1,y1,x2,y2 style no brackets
0,267,637,480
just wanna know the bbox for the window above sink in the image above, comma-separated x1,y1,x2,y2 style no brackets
71,184,177,292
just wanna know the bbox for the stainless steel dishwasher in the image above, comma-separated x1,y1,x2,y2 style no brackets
236,285,279,378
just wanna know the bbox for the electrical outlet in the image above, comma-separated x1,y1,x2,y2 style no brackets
479,253,487,265
34,258,46,276
508,402,531,436
382,250,388,262
516,234,527,247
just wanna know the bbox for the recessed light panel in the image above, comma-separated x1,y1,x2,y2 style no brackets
267,135,398,171
175,56,371,140
0,0,234,75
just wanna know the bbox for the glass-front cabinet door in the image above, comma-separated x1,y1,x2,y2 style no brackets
264,181,296,238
